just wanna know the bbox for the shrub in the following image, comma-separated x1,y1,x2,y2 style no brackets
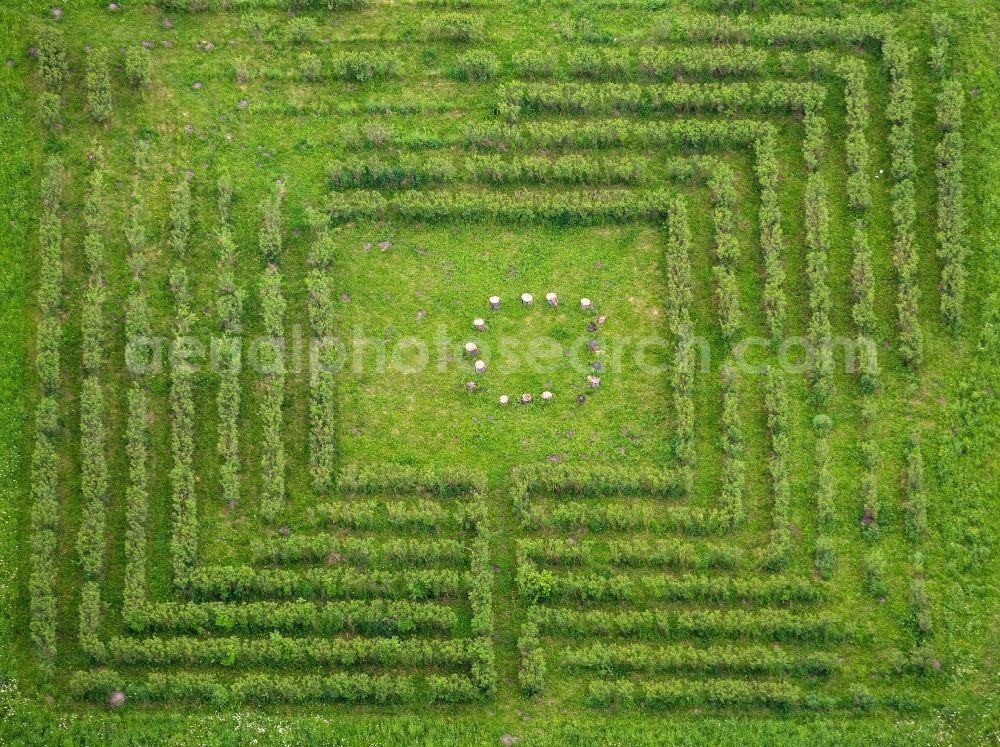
285,17,319,45
449,50,498,81
863,552,888,599
330,51,400,82
513,49,556,78
424,14,483,42
86,47,113,123
518,621,546,694
40,91,61,129
37,27,67,90
125,45,152,88
299,51,323,82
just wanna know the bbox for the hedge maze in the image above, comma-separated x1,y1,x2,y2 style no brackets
24,1,980,720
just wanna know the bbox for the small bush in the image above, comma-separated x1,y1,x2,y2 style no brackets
449,50,499,81
125,45,152,88
86,47,113,123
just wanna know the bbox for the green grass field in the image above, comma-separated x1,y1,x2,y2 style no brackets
1,0,998,744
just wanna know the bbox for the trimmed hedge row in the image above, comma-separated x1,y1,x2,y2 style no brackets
29,157,64,681
259,188,287,522
563,642,837,676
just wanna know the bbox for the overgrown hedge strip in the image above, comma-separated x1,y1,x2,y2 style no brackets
519,501,733,536
719,362,745,527
167,176,198,584
497,81,823,119
563,642,837,676
513,45,767,81
328,153,656,189
531,607,848,643
511,463,681,500
754,130,787,337
883,37,923,367
128,599,459,636
183,566,466,602
123,145,152,617
666,197,696,494
932,24,967,333
106,634,474,670
307,499,469,532
517,562,822,605
586,678,804,710
709,164,742,339
803,112,834,404
215,172,242,510
77,155,109,660
516,538,740,571
339,463,486,496
29,156,64,681
258,186,287,522
760,368,791,571
328,188,674,225
70,670,484,705
462,118,770,151
307,222,337,493
252,536,467,566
